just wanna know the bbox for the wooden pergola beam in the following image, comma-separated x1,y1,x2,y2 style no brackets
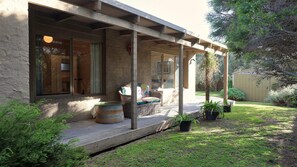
28,0,210,52
189,38,200,46
120,30,134,36
177,33,186,40
90,22,114,30
139,36,161,41
84,0,101,12
150,25,167,33
55,13,75,22
121,15,140,24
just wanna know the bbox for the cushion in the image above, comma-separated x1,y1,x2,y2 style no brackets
140,83,150,97
121,86,142,99
142,97,160,103
121,86,131,95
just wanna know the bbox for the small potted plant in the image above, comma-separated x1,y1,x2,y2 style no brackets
223,99,231,112
202,100,223,120
175,114,198,132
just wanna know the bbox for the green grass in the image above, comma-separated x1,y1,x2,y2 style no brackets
196,91,221,97
89,102,297,167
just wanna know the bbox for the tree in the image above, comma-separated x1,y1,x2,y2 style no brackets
207,0,297,85
200,52,219,102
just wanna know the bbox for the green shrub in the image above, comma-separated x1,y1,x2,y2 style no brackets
0,101,88,167
220,88,246,101
266,84,297,107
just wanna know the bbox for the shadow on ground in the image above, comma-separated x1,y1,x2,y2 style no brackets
278,117,297,166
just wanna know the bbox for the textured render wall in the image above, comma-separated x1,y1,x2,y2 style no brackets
41,97,104,122
185,53,196,101
105,29,151,101
0,0,29,103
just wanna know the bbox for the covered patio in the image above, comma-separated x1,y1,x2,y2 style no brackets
27,0,229,153
62,96,225,154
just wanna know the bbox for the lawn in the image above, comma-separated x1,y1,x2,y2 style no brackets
196,91,221,97
89,102,297,167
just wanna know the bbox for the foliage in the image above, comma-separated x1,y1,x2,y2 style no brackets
90,102,297,167
200,52,219,73
266,84,297,107
196,53,250,91
202,100,223,118
220,88,246,101
0,101,88,167
207,0,297,86
174,114,198,125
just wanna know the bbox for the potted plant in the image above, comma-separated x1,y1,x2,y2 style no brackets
175,114,198,132
202,100,223,120
223,99,231,112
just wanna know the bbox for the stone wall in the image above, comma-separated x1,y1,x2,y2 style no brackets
0,0,29,103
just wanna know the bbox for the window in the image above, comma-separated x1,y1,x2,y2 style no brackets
157,61,172,74
151,53,175,89
35,35,102,96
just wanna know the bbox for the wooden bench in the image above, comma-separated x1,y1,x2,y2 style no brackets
122,101,160,118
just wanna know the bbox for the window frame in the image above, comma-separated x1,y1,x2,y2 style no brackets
157,61,172,75
34,36,104,97
31,34,105,100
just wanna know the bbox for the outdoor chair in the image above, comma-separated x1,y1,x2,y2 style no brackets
118,83,162,118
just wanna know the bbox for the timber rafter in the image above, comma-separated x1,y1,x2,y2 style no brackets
28,0,227,54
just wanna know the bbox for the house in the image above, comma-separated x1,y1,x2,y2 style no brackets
0,0,228,129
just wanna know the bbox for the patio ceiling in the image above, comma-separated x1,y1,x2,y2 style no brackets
28,0,227,54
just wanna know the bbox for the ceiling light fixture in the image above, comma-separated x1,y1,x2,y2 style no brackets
43,35,53,43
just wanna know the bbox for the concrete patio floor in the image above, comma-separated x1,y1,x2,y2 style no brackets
62,96,224,154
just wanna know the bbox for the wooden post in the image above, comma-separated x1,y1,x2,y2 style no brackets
161,54,164,88
205,52,210,102
173,56,176,88
131,31,137,129
178,44,184,115
223,52,229,102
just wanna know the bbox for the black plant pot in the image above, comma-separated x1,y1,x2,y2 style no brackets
223,105,231,112
179,121,192,132
205,111,219,120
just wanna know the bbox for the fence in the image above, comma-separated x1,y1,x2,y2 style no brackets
233,72,277,102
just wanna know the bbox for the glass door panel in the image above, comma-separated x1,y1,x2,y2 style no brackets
35,35,70,95
73,40,91,95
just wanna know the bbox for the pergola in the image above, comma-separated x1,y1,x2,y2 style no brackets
29,0,229,129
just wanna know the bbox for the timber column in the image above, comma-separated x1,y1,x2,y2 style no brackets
178,44,184,115
131,31,137,129
223,52,229,102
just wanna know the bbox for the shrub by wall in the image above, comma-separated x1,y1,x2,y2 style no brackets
220,88,246,101
0,101,88,167
266,84,297,107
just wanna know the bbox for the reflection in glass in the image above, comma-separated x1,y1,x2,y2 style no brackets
36,35,70,95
